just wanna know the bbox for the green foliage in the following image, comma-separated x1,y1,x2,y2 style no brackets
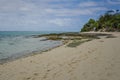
81,19,96,32
81,10,120,32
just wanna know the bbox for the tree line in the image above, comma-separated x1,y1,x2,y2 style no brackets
81,10,120,32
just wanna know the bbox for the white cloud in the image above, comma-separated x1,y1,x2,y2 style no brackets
107,0,120,4
45,7,107,16
79,2,98,7
48,18,72,26
0,0,109,31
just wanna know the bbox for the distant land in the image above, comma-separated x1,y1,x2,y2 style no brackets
81,10,120,32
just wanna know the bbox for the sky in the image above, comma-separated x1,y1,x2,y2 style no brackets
0,0,120,31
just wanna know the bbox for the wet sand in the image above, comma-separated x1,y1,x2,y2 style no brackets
0,32,120,80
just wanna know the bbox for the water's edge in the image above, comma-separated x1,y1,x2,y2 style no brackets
0,31,65,64
0,41,63,64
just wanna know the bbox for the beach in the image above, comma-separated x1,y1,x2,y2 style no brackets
0,32,120,80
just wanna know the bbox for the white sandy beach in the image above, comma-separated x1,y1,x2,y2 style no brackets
0,32,120,80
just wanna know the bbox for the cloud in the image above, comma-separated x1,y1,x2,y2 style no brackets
79,2,98,7
48,18,73,26
0,0,109,31
45,7,107,17
0,0,38,13
107,0,120,4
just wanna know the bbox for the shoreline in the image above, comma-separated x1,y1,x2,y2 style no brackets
0,41,64,64
0,32,115,64
0,32,104,64
0,32,120,80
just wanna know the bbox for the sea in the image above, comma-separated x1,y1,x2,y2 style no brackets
0,31,63,63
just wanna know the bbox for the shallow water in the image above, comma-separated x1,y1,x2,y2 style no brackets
0,31,63,63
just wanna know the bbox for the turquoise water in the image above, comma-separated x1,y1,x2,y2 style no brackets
0,31,63,63
0,31,62,38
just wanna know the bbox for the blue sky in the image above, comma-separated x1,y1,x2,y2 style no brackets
0,0,120,31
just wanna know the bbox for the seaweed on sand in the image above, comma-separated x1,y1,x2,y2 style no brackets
106,35,117,38
67,39,92,47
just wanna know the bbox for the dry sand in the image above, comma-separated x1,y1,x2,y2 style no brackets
0,32,120,80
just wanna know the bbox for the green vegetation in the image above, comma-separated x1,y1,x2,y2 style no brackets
81,10,120,32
